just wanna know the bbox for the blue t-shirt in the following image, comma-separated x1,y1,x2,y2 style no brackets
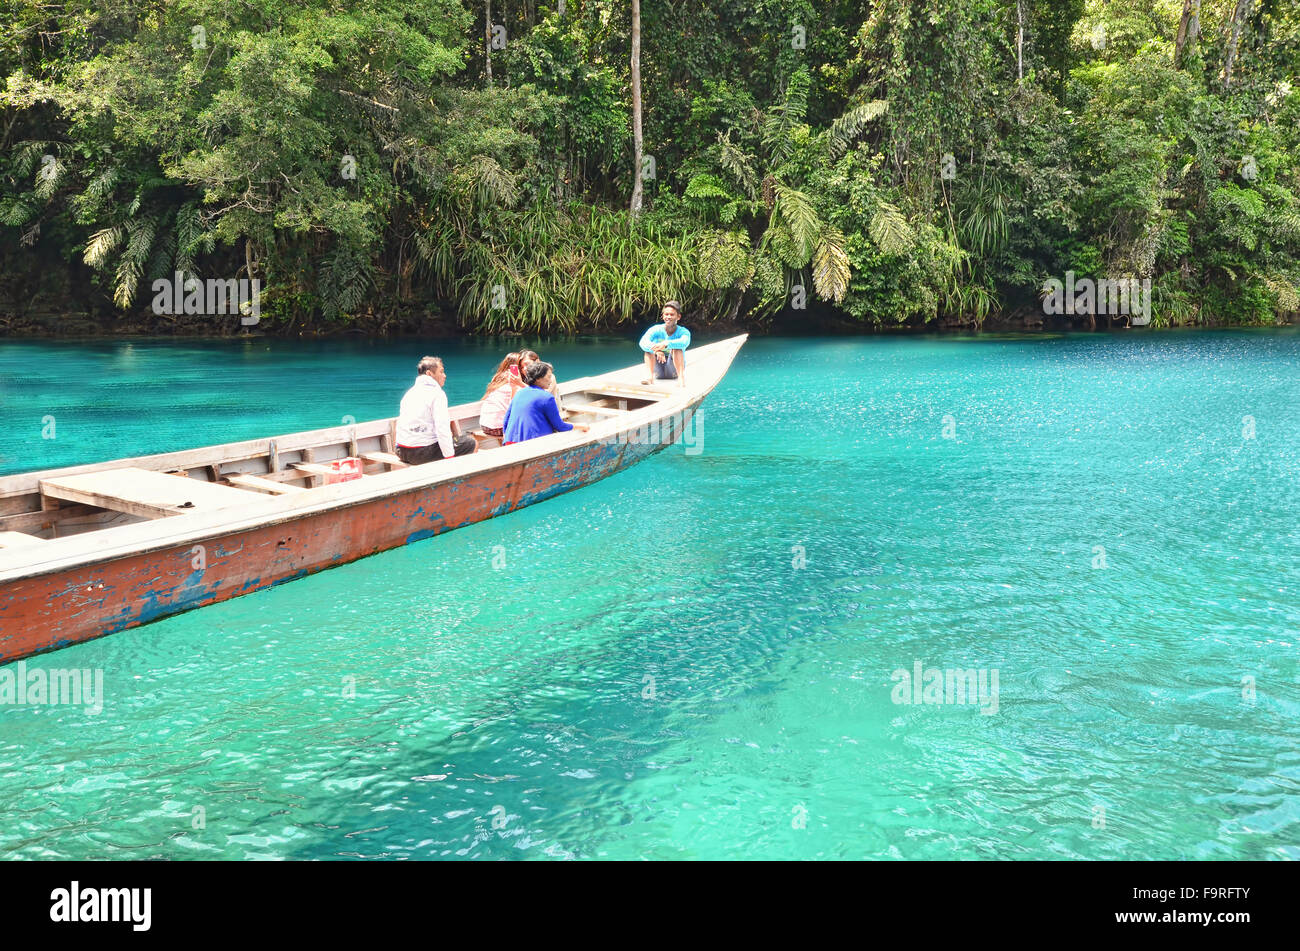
639,323,691,351
502,386,574,444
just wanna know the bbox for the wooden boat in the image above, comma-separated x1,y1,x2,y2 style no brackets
0,335,747,663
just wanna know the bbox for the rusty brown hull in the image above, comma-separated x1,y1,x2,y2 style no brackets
0,428,670,663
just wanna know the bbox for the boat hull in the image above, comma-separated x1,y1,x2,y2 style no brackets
0,414,682,663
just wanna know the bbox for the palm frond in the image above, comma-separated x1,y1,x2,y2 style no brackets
812,227,851,303
111,215,158,307
319,241,375,319
0,198,37,227
33,155,66,200
684,173,737,203
826,99,888,160
869,201,913,255
772,182,821,263
696,229,751,289
762,69,811,167
84,226,124,268
476,155,520,209
717,132,759,201
12,141,52,178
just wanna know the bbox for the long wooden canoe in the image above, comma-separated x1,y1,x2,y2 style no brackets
0,335,747,663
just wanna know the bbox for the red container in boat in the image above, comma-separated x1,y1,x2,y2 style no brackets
325,457,363,484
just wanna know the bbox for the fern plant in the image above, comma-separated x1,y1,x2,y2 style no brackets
680,68,886,317
415,164,695,333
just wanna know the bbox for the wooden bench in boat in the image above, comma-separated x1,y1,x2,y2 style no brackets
587,381,670,400
360,451,407,469
564,403,628,418
225,473,304,495
291,462,341,478
40,467,261,519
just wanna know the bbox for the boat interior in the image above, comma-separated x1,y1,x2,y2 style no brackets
0,380,676,549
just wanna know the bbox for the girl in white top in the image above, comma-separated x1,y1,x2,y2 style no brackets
479,352,525,436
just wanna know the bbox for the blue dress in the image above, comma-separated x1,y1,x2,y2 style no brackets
502,387,574,444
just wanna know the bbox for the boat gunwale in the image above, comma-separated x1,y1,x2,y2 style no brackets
0,365,680,499
0,336,746,582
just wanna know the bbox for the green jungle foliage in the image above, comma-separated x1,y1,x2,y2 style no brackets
0,0,1296,332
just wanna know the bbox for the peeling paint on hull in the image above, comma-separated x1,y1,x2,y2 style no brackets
0,428,673,664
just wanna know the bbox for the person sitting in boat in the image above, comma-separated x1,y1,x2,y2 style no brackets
639,300,690,387
502,361,581,445
478,352,525,439
394,356,478,464
520,349,563,410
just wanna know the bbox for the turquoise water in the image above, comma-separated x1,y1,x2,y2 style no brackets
0,331,1297,860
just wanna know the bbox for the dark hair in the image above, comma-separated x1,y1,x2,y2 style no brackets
523,360,553,387
417,355,443,376
662,300,682,317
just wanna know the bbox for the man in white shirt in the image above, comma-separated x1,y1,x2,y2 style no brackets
395,356,478,464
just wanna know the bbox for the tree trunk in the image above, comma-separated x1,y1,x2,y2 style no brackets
1223,0,1254,88
629,0,644,216
1174,0,1201,69
485,0,493,86
1016,0,1024,83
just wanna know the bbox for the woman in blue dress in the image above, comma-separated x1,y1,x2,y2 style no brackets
502,362,580,445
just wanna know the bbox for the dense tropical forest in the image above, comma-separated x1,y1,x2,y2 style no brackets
0,0,1297,335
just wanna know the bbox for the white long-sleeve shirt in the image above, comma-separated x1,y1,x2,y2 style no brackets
395,375,455,457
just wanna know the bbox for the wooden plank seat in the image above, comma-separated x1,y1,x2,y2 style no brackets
360,451,408,469
291,462,340,477
564,403,629,418
583,386,671,402
225,473,304,495
0,531,47,549
40,467,262,519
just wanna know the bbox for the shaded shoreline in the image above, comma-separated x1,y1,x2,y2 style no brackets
2,309,1294,340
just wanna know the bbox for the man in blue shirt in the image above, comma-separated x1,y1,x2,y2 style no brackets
639,300,691,387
